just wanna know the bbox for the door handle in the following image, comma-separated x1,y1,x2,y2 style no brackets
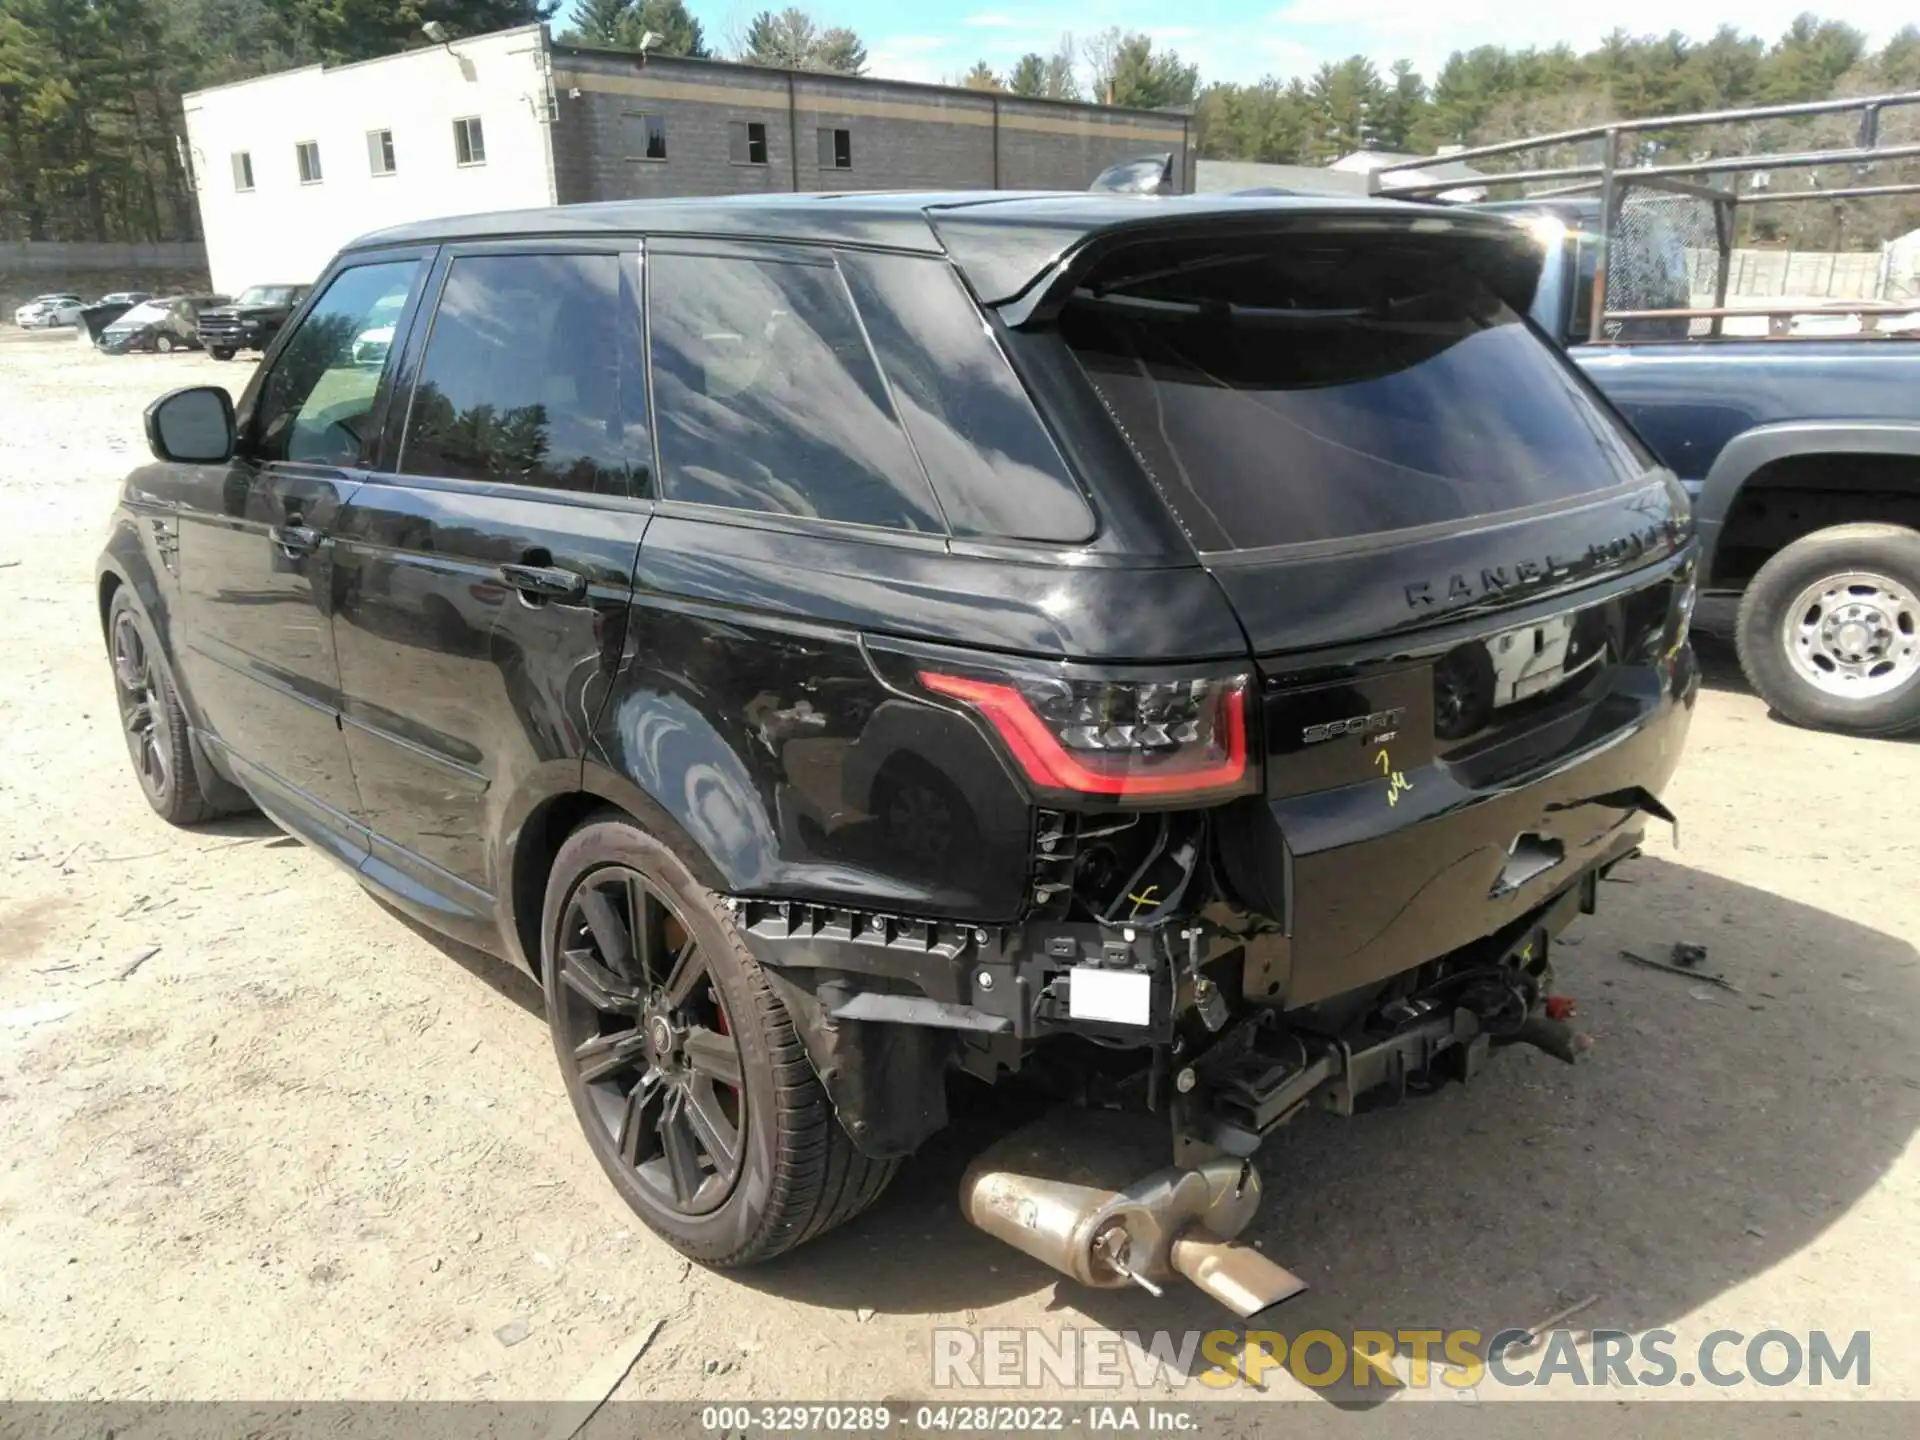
496,562,588,604
272,523,322,557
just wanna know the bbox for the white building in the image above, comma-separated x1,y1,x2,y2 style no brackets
183,24,557,294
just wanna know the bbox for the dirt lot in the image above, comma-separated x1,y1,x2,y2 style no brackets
1,324,1916,1408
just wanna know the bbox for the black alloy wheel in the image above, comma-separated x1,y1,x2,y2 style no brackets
112,608,172,805
106,591,215,824
552,865,747,1216
539,816,898,1266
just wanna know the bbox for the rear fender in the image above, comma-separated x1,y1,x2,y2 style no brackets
1696,422,1920,585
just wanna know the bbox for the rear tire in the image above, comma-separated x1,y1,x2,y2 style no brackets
107,590,217,825
1736,523,1920,735
540,814,896,1266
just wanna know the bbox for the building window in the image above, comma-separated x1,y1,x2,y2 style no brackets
728,120,768,166
622,111,667,161
231,151,254,192
817,127,851,170
296,141,322,184
367,128,396,177
454,116,486,167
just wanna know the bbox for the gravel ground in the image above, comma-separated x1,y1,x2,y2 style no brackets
1,325,1916,1409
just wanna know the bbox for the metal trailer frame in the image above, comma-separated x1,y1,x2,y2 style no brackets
1370,90,1920,340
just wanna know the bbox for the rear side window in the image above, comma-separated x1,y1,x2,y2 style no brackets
402,252,637,496
1062,234,1652,553
648,251,943,532
842,253,1093,545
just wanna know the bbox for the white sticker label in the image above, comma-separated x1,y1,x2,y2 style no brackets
1068,967,1152,1026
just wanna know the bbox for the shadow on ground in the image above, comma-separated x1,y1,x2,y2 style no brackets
729,854,1920,1399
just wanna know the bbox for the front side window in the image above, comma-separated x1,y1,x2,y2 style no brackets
232,151,254,191
622,112,666,161
818,127,851,170
368,128,396,176
648,251,940,531
252,261,420,466
1062,232,1652,551
402,253,634,495
454,116,486,166
295,141,322,184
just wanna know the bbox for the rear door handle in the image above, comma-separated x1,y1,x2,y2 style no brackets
272,523,322,557
496,562,588,604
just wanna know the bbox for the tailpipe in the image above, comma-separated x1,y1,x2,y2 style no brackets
958,1113,1306,1318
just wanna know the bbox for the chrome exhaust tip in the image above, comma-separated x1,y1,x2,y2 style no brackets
958,1113,1306,1318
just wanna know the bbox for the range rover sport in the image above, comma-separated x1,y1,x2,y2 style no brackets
100,192,1698,1278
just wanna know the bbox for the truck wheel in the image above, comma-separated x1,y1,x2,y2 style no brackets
540,814,896,1266
107,590,218,824
209,346,235,361
1736,523,1920,735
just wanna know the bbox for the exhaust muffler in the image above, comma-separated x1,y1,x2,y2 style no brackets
959,1113,1305,1317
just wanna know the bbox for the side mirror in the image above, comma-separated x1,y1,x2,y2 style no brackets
145,386,235,463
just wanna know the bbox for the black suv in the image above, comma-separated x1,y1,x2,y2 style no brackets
196,283,310,360
101,193,1698,1272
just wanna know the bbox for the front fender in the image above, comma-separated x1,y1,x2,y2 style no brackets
1695,421,1920,584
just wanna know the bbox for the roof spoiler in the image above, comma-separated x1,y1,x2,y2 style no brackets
930,203,1550,328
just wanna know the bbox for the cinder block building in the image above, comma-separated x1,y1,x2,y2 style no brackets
182,23,1194,294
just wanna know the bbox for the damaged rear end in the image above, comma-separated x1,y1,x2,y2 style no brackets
758,200,1699,1308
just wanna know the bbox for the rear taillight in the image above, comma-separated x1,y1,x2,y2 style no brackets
920,670,1253,803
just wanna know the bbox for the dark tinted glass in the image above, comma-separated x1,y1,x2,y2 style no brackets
254,260,419,466
843,253,1092,544
1062,235,1651,552
402,253,635,495
648,252,942,532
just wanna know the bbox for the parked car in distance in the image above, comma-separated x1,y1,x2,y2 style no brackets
99,295,230,354
76,292,157,346
100,193,1697,1289
14,293,83,328
197,283,310,360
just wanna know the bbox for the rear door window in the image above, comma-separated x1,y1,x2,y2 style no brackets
647,250,944,533
400,251,637,495
1060,233,1653,553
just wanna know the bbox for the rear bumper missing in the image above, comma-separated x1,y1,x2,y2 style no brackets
738,654,1695,1159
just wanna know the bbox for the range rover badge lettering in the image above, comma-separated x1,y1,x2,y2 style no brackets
1302,707,1407,745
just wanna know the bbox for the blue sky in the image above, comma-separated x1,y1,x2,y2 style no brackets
619,2,1912,90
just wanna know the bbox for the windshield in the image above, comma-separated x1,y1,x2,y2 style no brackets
238,285,298,306
1061,232,1653,551
113,302,170,328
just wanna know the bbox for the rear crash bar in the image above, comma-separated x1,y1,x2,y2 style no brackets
730,898,1185,1044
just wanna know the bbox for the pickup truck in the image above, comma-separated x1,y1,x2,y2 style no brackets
1493,196,1920,736
196,283,309,360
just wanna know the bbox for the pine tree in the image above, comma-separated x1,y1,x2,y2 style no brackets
961,61,1000,92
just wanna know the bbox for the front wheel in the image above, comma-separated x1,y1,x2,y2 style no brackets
153,334,174,354
209,346,235,361
107,590,218,824
539,815,896,1266
1736,523,1920,735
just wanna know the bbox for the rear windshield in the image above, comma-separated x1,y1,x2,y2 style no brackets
1061,234,1652,552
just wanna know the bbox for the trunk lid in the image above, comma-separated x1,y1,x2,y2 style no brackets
1049,213,1697,1002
